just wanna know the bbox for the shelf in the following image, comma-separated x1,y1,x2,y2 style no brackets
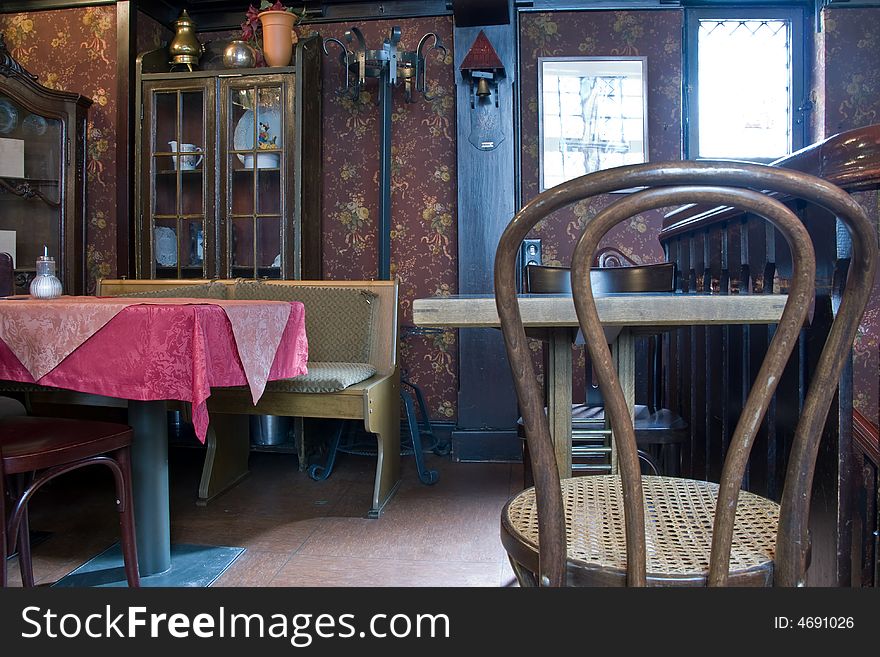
0,176,60,185
231,266,281,278
155,265,204,277
156,169,204,175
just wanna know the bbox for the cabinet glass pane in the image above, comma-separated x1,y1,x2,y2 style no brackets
231,217,254,272
183,219,205,270
180,91,204,150
181,171,203,215
153,218,179,278
0,92,62,278
257,169,281,215
228,84,283,168
154,168,177,215
231,165,254,215
257,216,281,276
154,92,177,152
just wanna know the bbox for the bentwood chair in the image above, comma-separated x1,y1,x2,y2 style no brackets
1,412,140,587
496,161,876,586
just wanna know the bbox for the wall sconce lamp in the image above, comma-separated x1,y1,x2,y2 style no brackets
459,30,505,151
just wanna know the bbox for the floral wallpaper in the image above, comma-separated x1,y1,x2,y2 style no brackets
0,6,118,291
822,7,880,427
309,18,459,423
519,10,682,267
518,10,683,399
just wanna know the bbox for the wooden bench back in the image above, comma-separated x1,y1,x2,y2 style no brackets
96,279,399,377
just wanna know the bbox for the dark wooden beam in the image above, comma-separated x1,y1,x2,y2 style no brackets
452,8,520,453
451,0,510,26
0,0,116,11
116,1,136,280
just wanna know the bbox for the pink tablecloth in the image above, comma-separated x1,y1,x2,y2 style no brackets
0,298,309,442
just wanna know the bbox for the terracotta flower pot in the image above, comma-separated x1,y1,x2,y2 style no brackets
259,10,296,67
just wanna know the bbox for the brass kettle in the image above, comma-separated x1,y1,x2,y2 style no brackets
169,10,204,68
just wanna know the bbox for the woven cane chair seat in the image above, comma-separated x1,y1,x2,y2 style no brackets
502,476,780,585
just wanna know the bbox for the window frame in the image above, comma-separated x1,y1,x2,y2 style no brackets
537,56,649,191
684,5,808,162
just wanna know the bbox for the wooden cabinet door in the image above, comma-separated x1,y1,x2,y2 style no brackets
140,78,215,279
0,40,90,294
218,73,296,279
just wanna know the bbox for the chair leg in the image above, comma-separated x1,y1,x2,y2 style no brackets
112,448,140,588
14,475,34,587
401,390,438,485
1,472,7,588
637,449,661,477
16,507,34,587
508,556,538,587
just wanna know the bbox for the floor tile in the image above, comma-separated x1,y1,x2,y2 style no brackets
11,443,517,588
270,554,502,587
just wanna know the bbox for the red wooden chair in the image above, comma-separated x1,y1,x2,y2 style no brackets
1,415,140,587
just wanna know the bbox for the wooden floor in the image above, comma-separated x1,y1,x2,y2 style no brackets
4,445,522,587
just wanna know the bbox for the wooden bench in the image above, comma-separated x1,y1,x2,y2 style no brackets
30,278,401,518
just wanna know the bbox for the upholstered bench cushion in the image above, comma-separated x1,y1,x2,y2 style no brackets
113,282,229,299
263,362,377,393
232,282,377,363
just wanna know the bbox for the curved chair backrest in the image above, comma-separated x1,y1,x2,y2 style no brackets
494,161,877,587
525,262,675,295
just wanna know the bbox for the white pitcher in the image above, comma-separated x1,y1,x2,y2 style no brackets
168,140,203,170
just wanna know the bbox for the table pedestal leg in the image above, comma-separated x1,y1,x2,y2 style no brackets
611,328,636,475
128,399,171,576
53,397,245,587
548,329,574,479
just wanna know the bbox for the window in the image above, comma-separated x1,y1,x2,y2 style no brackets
686,8,806,161
539,57,647,190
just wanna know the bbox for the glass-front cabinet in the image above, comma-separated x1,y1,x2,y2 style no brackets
135,35,322,280
0,38,90,294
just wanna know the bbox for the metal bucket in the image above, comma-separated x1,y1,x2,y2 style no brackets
167,409,195,442
249,414,292,446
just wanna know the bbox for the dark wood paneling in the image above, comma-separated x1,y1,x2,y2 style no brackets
296,35,323,279
116,1,135,279
851,409,879,586
455,19,519,436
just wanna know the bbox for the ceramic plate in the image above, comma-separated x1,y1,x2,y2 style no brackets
0,99,18,134
233,107,282,168
154,226,178,267
22,113,48,136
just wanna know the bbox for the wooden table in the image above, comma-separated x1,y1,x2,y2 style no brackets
413,293,787,478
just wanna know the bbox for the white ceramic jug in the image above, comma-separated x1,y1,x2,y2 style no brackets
168,140,203,170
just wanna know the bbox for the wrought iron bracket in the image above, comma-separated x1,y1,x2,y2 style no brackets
322,26,447,280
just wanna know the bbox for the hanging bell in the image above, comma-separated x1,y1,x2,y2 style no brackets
475,77,491,98
169,10,203,69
